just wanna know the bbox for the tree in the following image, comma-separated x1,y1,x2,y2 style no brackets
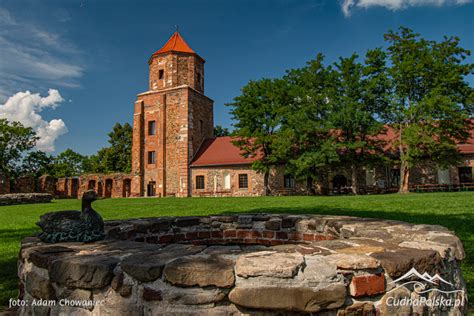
20,151,53,177
329,51,388,194
228,78,290,194
83,122,133,174
280,54,339,193
214,125,231,137
51,148,87,178
106,123,133,173
384,27,474,193
0,119,38,174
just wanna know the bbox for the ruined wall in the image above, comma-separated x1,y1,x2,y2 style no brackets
78,173,132,199
38,175,56,195
13,176,36,193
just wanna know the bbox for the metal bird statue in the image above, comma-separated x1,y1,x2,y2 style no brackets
37,190,105,243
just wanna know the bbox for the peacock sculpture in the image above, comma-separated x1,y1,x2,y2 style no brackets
37,190,105,243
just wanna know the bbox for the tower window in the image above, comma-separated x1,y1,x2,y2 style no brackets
197,72,201,84
148,151,156,164
199,120,203,134
159,69,164,80
238,174,248,189
196,175,205,190
148,121,156,135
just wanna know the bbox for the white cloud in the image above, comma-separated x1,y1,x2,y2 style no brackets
0,8,83,101
0,89,68,152
342,0,473,16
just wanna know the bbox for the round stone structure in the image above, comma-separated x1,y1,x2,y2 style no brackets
18,214,467,315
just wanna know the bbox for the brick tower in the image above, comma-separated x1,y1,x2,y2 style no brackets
131,32,214,197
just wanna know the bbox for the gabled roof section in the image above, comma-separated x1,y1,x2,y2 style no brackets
149,32,204,62
191,137,262,167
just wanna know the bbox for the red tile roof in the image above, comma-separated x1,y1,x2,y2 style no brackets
191,123,474,168
191,137,261,167
150,32,203,61
375,122,474,155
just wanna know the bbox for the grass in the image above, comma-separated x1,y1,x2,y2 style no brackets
0,192,473,309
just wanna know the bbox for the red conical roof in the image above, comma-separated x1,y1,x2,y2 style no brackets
149,32,203,62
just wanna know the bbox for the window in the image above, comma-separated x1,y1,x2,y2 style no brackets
197,72,202,84
199,120,203,134
223,172,231,190
148,151,156,164
437,169,450,185
390,169,400,188
238,174,248,189
284,175,295,189
459,167,473,183
148,120,156,135
196,175,205,189
158,69,164,80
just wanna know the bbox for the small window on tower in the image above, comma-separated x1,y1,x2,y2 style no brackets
148,121,156,135
148,151,156,164
197,72,201,84
159,69,164,80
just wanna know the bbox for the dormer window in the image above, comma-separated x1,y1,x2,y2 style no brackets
159,69,164,80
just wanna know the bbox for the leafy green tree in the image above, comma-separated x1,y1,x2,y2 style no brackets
329,51,388,194
51,148,87,178
384,27,474,192
106,123,132,173
20,151,53,177
214,125,231,137
83,123,132,174
228,78,290,193
280,54,339,192
0,119,38,174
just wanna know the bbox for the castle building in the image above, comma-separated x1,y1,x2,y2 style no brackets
26,32,472,199
130,32,214,197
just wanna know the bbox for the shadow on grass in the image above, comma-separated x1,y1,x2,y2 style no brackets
0,227,37,307
0,206,472,308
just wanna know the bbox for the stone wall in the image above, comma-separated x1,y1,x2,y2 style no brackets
191,166,264,197
38,175,56,195
0,193,52,206
18,214,467,315
13,176,36,193
79,173,132,199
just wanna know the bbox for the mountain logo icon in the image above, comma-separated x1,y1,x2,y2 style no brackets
390,268,453,286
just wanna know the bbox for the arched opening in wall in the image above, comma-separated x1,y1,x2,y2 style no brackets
105,179,113,198
71,179,79,198
88,180,96,191
332,175,348,194
123,179,131,197
97,182,104,197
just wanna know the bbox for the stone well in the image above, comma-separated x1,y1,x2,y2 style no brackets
18,214,467,315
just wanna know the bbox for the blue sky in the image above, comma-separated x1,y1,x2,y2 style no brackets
0,0,473,155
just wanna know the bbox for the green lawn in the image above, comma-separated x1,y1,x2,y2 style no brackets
1,192,473,309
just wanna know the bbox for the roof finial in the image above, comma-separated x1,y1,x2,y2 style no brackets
175,24,179,33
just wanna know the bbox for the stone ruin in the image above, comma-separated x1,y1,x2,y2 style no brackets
18,214,467,315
